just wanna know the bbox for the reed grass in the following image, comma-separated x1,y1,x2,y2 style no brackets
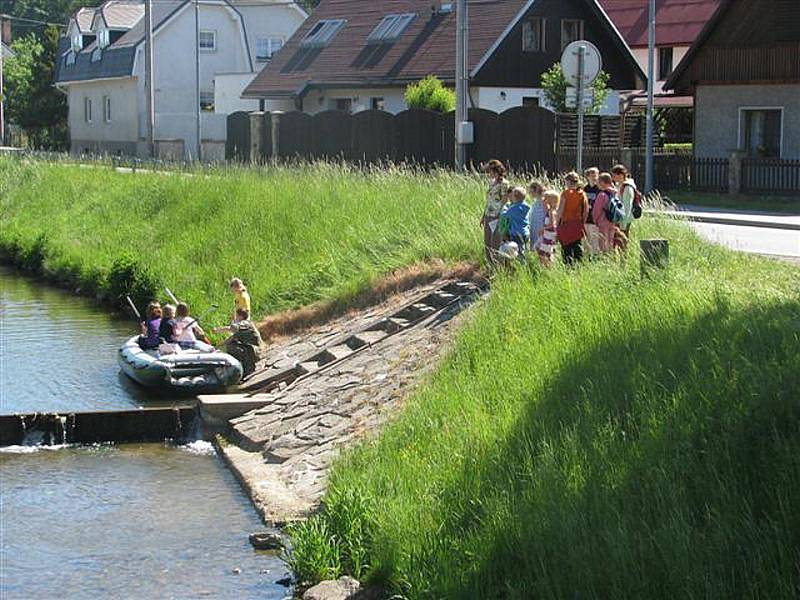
286,218,800,598
0,158,490,324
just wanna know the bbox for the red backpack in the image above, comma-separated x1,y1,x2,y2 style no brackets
623,182,643,219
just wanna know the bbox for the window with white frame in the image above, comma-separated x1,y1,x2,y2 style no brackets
300,19,346,48
91,47,102,62
741,108,782,158
256,37,283,61
97,27,110,49
658,47,674,80
370,97,385,111
66,52,76,66
199,30,216,51
522,17,545,52
103,95,112,122
71,33,82,53
367,13,415,43
560,19,584,51
200,90,215,112
84,97,93,123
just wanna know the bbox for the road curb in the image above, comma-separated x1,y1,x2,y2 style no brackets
651,211,800,232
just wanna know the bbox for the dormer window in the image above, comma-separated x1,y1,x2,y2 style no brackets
66,52,76,66
97,27,110,49
300,19,346,48
368,14,415,43
71,34,83,53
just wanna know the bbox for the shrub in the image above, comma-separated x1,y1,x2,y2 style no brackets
404,76,456,113
107,253,159,311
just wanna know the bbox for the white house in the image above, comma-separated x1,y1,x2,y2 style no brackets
55,0,306,159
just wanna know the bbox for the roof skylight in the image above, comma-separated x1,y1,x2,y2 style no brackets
367,13,416,43
300,19,347,48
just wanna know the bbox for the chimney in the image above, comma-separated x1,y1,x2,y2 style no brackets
1,17,11,46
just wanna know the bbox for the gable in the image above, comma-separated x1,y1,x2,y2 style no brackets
472,0,644,90
666,0,800,92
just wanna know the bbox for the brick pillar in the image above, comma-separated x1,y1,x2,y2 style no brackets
728,150,745,195
247,111,266,163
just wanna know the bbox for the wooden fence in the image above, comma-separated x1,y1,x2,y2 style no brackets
742,158,800,195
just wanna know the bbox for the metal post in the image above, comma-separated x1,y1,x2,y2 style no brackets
1,15,6,146
194,0,202,162
454,0,467,169
575,44,586,173
645,0,656,192
144,0,155,157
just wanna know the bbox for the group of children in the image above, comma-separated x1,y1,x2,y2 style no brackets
481,159,642,266
137,277,264,375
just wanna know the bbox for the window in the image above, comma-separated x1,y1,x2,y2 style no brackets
103,95,111,122
658,47,674,80
200,90,215,112
84,98,93,123
199,30,216,51
741,109,782,158
300,19,346,48
66,52,76,66
256,37,284,61
522,96,540,107
560,19,584,51
97,28,109,49
370,97,385,111
71,34,82,53
91,47,102,62
333,98,352,112
522,17,545,52
368,13,415,43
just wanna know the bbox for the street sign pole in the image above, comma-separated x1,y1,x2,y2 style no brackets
645,0,656,192
455,0,469,169
576,44,586,173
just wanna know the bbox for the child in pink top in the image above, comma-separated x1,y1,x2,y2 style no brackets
592,172,621,254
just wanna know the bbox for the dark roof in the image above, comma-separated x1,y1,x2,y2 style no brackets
244,0,640,99
56,1,187,84
244,0,528,98
599,0,720,47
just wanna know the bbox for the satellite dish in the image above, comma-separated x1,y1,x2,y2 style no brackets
560,40,602,87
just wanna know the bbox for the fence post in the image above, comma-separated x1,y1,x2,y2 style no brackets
269,111,283,160
728,150,745,194
621,148,634,173
248,111,266,163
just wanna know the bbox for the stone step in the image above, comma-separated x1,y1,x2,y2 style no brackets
198,394,275,429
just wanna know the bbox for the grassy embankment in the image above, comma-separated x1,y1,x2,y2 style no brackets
0,158,483,327
287,218,800,598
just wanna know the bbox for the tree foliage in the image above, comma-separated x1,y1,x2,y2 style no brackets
540,62,611,115
404,76,456,113
4,28,68,148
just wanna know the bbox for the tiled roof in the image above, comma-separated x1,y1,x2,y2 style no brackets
55,0,186,83
599,0,720,47
74,7,96,33
244,0,528,98
97,1,146,30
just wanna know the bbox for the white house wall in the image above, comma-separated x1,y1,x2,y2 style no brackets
231,1,305,69
474,86,620,115
631,46,689,94
302,88,408,115
67,77,139,156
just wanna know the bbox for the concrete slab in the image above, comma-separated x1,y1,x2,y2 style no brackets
197,394,274,429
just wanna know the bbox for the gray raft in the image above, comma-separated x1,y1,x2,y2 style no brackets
118,336,243,393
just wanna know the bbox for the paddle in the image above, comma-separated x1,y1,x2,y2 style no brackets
126,296,142,321
181,304,219,331
164,287,179,305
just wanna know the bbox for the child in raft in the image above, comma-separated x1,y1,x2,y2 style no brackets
158,304,178,344
229,277,251,322
138,301,162,350
174,302,215,352
536,190,559,267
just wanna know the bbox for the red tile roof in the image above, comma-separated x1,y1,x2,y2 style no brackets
244,0,528,98
599,0,720,47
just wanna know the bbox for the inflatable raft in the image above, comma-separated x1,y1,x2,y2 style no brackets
118,337,243,393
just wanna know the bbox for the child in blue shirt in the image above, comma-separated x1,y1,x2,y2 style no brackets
500,186,531,259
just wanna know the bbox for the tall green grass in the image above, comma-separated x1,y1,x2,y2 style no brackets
0,158,486,323
286,219,800,598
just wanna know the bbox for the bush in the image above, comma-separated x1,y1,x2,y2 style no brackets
404,76,456,113
107,253,159,311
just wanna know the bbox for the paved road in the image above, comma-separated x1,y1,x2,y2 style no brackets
681,209,800,260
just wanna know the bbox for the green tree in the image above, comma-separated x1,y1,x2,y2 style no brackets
4,28,68,148
540,62,611,115
404,76,456,113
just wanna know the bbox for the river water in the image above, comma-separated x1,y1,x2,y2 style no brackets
0,267,290,599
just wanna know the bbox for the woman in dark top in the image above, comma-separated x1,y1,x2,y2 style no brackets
158,304,178,344
139,301,163,350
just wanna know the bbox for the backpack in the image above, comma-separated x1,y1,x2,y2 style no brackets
623,182,643,219
605,190,626,224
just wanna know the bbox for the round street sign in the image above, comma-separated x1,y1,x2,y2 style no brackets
560,40,602,87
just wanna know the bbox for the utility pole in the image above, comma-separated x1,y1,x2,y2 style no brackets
144,0,155,157
645,0,656,192
454,0,469,169
194,0,202,162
